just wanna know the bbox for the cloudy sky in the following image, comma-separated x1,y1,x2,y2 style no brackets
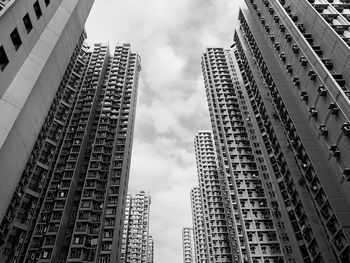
86,0,245,261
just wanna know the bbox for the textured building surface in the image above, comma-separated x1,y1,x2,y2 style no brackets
0,42,141,263
201,47,288,263
194,131,235,263
0,0,94,228
232,0,350,261
120,192,152,263
147,236,154,263
191,187,210,263
182,227,195,263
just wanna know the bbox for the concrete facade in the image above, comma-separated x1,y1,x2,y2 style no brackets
120,192,152,263
0,0,94,224
236,0,350,261
201,48,288,263
147,236,154,263
0,42,141,263
194,131,235,263
191,187,210,263
182,227,195,263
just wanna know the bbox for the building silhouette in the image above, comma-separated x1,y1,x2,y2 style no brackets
0,40,141,262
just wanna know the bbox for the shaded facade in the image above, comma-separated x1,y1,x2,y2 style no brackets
182,227,195,263
198,0,350,262
0,41,141,262
120,192,152,263
0,0,95,225
0,0,95,261
231,0,350,261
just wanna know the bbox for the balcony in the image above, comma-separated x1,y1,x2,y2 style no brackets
301,90,308,101
330,144,340,157
329,102,339,115
341,123,350,136
318,85,327,96
319,124,328,136
299,56,308,66
293,77,300,87
334,231,347,252
285,33,292,42
309,107,318,117
292,44,300,54
308,70,317,81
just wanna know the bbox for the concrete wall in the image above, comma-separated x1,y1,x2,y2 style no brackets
0,0,94,222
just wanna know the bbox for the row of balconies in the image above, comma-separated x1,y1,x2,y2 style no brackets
237,14,325,261
241,8,350,259
0,50,88,259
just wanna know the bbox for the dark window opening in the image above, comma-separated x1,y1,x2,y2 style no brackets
44,0,50,7
33,1,42,19
10,28,22,50
0,46,9,71
23,13,33,33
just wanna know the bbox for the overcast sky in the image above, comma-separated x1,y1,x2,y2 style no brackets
86,0,245,261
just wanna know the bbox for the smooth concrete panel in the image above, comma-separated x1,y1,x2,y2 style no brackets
0,0,63,97
11,99,42,155
47,1,74,38
2,57,43,109
75,0,95,32
30,27,60,66
36,57,64,109
0,98,20,146
331,41,350,74
52,15,81,75
321,28,338,58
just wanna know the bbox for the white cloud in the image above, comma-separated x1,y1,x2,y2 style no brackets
146,45,185,86
85,0,246,262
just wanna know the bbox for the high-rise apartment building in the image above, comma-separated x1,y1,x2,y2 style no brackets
0,0,95,224
193,131,235,263
201,47,289,262
198,0,350,262
147,236,154,263
234,0,350,261
0,41,141,262
182,227,195,263
120,192,152,263
190,187,210,263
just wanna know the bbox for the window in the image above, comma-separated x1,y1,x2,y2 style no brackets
10,28,22,50
33,1,42,19
44,0,50,6
23,13,33,33
0,46,9,71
